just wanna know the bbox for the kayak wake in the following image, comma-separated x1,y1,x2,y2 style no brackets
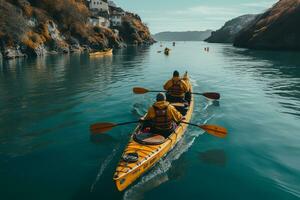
90,147,119,192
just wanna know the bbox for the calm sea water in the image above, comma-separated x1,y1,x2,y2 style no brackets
0,42,299,200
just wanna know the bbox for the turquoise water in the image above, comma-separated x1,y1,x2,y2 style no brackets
0,42,299,200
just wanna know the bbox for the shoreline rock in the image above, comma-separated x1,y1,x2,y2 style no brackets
0,0,155,60
3,46,27,60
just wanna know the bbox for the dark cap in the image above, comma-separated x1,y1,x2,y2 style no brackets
173,70,179,77
156,92,166,101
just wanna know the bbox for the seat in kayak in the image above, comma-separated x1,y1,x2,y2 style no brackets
171,102,189,115
133,132,166,145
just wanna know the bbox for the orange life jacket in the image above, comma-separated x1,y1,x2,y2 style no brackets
169,80,184,97
153,104,173,130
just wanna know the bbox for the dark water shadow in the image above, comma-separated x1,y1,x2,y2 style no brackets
198,149,227,167
90,134,117,145
168,156,188,180
212,100,220,107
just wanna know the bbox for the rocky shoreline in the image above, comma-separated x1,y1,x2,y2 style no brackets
0,0,155,60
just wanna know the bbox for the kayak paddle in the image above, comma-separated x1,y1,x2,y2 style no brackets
90,120,227,138
90,121,140,134
133,87,221,100
181,122,227,138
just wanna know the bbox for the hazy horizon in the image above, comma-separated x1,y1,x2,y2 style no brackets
113,0,278,34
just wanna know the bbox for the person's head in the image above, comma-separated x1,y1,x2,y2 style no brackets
156,92,166,102
173,70,179,77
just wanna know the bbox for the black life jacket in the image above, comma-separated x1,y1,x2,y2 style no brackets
153,104,172,130
169,80,184,97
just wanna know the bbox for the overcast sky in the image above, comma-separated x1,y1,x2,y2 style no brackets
113,0,278,34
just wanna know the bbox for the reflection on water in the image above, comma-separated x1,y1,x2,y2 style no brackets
0,47,150,158
199,149,227,167
221,47,300,118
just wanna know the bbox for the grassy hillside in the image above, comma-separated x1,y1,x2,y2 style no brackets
234,0,300,50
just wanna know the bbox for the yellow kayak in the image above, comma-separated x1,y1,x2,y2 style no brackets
89,49,113,57
164,48,170,55
113,77,193,191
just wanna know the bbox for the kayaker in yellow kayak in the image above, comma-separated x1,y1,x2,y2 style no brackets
164,70,189,103
142,93,183,138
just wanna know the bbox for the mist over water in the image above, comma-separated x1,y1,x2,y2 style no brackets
0,42,299,200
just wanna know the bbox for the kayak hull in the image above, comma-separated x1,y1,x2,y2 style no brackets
89,49,113,57
113,85,194,191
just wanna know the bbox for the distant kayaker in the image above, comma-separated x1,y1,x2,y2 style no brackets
142,93,183,138
164,70,189,103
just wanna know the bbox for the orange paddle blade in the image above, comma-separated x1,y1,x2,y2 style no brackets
202,92,220,100
90,122,117,134
199,125,227,138
133,87,149,94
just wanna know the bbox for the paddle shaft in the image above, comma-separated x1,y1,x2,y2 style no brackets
181,121,206,128
144,90,206,96
115,120,141,127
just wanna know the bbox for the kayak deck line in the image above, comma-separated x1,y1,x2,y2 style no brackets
116,122,188,179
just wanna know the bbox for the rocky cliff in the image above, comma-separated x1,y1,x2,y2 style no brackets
234,0,300,50
0,0,154,59
205,14,258,43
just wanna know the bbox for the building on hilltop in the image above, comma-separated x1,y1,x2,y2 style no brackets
87,0,109,13
88,16,110,28
110,13,123,27
108,0,117,7
109,6,125,27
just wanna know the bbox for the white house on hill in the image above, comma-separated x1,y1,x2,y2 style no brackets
87,0,109,12
88,16,110,28
110,13,122,27
110,7,125,27
108,0,117,7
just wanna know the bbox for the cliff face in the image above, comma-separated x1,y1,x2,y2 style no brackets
0,0,154,59
153,30,213,41
119,13,155,45
205,14,258,43
234,0,300,50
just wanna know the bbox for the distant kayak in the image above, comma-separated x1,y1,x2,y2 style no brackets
164,48,170,55
89,49,113,57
